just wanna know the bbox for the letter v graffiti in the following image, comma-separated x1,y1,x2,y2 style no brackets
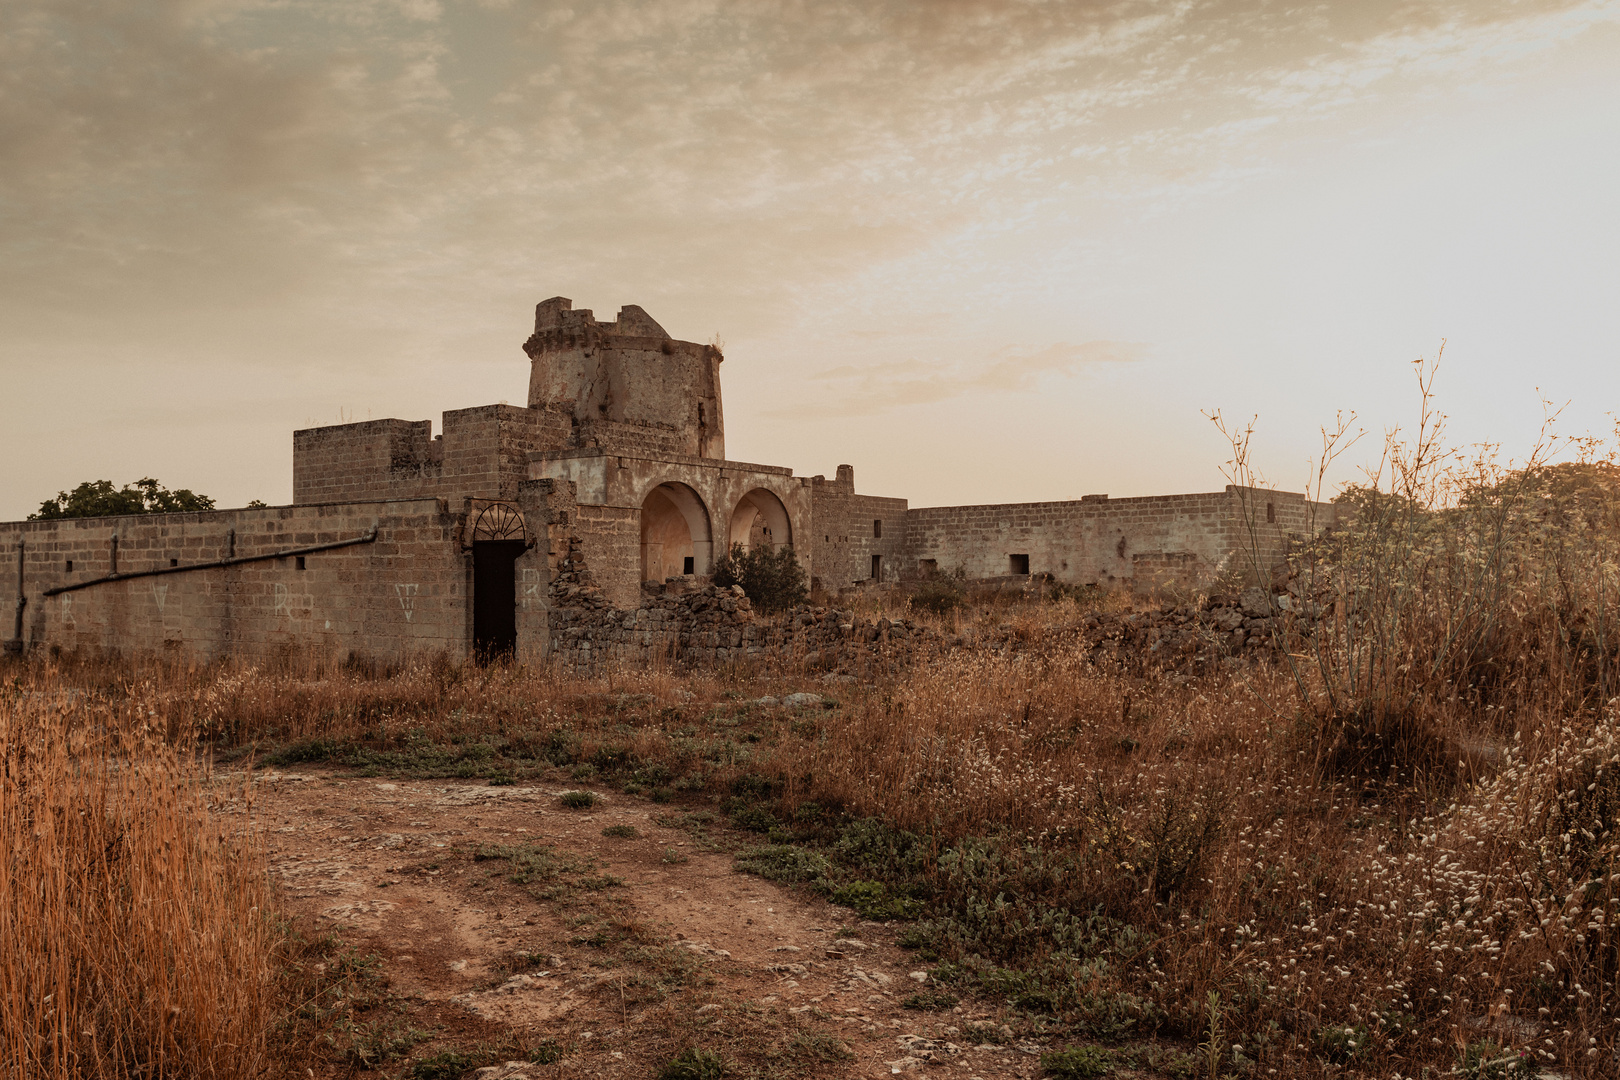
395,583,419,622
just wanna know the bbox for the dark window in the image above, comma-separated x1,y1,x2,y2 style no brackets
296,556,306,570
1266,502,1276,523
683,556,695,575
919,558,938,577
873,519,883,539
64,559,72,572
871,554,882,580
170,558,178,567
1010,553,1030,575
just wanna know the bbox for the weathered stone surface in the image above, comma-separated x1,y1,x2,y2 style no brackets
4,296,1335,663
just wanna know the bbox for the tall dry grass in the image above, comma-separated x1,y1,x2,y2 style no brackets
9,620,1618,1074
1,672,274,1080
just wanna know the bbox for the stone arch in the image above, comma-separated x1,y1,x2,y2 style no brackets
640,482,713,582
469,501,527,544
727,488,793,553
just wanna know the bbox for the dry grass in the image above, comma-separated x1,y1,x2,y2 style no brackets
1,671,274,1080
9,378,1620,1075
10,623,1616,1076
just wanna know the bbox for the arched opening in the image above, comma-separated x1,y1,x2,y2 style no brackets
640,482,713,582
469,502,528,662
728,488,793,553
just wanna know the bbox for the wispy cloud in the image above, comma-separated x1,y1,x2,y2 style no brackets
786,339,1146,417
0,0,1615,514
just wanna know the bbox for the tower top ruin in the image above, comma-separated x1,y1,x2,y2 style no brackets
522,297,725,460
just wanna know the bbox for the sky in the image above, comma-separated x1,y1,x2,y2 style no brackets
2,0,1617,519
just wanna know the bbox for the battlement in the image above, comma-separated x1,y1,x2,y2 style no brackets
521,297,726,460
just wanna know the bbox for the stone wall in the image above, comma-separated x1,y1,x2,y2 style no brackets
293,405,572,507
573,504,641,610
902,487,1332,591
808,465,910,589
2,499,470,662
528,448,812,584
519,475,930,672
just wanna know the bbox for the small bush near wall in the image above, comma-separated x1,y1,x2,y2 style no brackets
711,542,808,613
910,577,964,614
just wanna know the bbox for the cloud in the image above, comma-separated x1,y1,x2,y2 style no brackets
0,0,1615,516
792,339,1146,416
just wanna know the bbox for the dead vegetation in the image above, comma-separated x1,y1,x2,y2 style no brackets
9,367,1620,1077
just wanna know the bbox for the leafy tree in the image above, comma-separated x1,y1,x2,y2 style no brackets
711,541,808,613
29,478,216,520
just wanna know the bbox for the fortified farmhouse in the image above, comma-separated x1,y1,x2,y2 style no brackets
3,298,1319,663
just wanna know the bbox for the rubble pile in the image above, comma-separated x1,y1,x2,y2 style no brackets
547,537,933,671
1081,586,1301,672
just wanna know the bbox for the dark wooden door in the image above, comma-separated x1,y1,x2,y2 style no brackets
472,540,525,661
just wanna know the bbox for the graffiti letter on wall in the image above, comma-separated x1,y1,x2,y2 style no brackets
60,595,74,625
152,583,169,613
273,582,289,616
395,582,419,623
520,567,541,610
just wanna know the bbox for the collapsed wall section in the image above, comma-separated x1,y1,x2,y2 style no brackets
523,477,930,671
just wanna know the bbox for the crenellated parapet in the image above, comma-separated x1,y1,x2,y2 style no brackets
522,297,725,460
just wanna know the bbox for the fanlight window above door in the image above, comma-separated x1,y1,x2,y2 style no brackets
471,502,527,544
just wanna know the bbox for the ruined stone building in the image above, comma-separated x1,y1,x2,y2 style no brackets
2,298,1323,663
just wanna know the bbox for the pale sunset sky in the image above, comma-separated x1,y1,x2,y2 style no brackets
2,0,1617,518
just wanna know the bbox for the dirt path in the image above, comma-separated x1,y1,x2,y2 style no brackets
248,769,1044,1079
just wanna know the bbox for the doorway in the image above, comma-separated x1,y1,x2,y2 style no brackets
473,540,525,661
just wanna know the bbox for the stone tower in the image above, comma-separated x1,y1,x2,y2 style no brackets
522,297,725,460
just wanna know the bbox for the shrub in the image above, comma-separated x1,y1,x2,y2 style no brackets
733,844,830,886
901,989,958,1011
659,1047,725,1080
910,577,964,614
601,824,638,838
1456,1039,1538,1079
720,796,778,833
1039,1045,1112,1079
710,542,808,613
830,880,925,920
559,790,597,809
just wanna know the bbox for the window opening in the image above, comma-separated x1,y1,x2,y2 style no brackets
1009,553,1030,575
919,558,938,576
1266,502,1276,523
871,554,882,581
873,519,883,539
683,556,695,575
170,558,179,568
296,556,306,570
65,560,73,572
